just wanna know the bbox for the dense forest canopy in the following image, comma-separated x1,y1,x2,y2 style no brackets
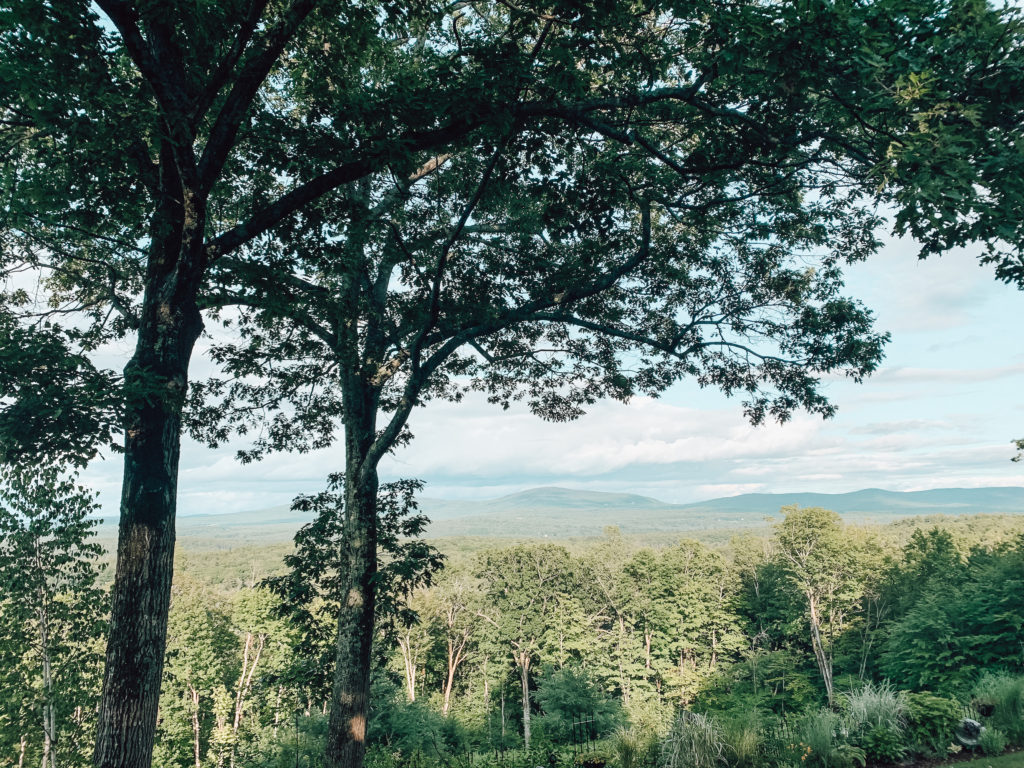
4,500,1024,768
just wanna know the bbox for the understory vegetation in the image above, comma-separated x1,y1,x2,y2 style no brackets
3,495,1024,768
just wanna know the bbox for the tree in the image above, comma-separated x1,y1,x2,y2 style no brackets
153,579,236,768
475,544,576,750
774,507,868,706
0,467,107,768
4,3,1024,767
264,476,442,748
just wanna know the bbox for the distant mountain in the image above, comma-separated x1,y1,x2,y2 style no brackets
92,485,1024,545
420,485,1024,538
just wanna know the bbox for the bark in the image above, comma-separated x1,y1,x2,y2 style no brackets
397,632,418,702
518,653,531,751
189,686,201,768
35,545,57,768
441,633,468,716
230,631,265,768
19,735,26,768
323,467,379,768
807,594,834,706
93,164,206,768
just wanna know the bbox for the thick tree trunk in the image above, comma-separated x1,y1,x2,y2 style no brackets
94,171,206,768
324,471,379,768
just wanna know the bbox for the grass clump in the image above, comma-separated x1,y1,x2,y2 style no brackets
659,712,727,768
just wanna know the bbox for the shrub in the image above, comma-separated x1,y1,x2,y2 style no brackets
535,665,622,743
799,710,865,768
839,682,906,764
659,712,728,768
978,727,1009,756
842,682,906,734
720,711,761,768
613,728,646,768
860,726,905,764
904,691,960,757
972,672,1024,746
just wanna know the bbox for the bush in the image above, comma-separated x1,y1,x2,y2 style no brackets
842,682,906,734
614,728,658,768
535,665,622,743
720,711,761,768
839,682,906,764
799,710,865,768
860,726,905,764
659,712,728,768
978,727,1009,756
972,672,1024,746
904,691,960,757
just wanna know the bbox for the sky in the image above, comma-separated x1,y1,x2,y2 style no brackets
79,235,1024,516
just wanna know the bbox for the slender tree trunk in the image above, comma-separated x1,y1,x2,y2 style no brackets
518,654,531,751
324,464,379,768
230,632,264,768
32,545,57,768
397,633,417,702
18,735,26,768
442,636,467,716
807,594,834,706
189,686,201,768
94,169,206,768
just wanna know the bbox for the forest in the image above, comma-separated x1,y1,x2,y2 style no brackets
3,470,1024,768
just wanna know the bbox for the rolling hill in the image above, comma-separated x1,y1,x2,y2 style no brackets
93,485,1024,546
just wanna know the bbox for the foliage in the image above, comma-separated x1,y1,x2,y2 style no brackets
719,710,761,768
0,465,107,767
613,728,656,768
972,672,1024,746
979,727,1010,757
535,666,621,742
798,709,865,768
858,726,905,764
880,539,1024,692
658,711,728,768
842,681,906,734
903,692,961,757
775,508,870,705
264,475,444,696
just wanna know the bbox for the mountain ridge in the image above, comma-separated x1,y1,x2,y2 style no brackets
92,485,1024,543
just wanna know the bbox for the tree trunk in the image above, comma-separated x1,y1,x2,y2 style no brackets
190,686,201,768
518,654,531,751
807,594,834,706
397,633,417,702
324,470,379,768
36,563,57,768
442,634,467,716
18,735,26,768
230,632,264,768
93,170,206,768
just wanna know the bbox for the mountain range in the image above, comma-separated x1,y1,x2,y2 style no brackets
94,485,1024,545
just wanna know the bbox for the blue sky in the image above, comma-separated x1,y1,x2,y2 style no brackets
80,234,1024,515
